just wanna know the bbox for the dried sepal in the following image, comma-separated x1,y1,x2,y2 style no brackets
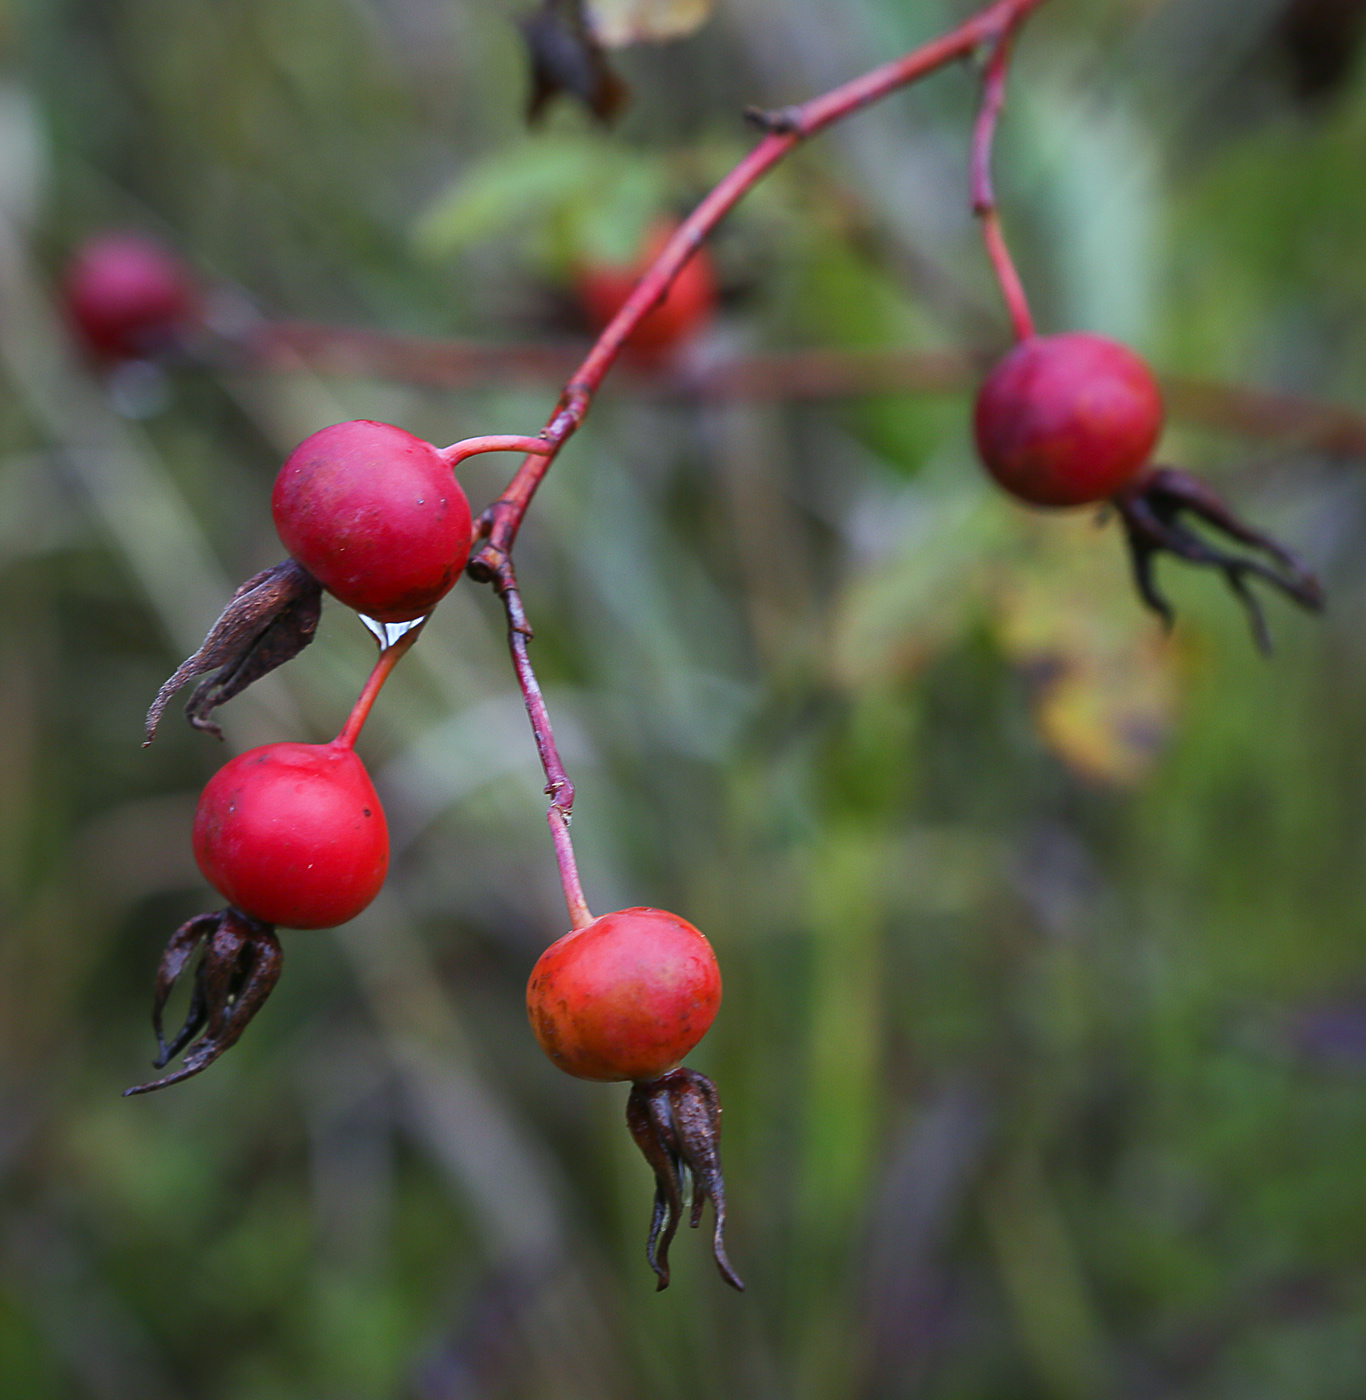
1114,466,1324,654
521,0,630,124
625,1067,743,1292
124,908,283,1096
144,558,322,743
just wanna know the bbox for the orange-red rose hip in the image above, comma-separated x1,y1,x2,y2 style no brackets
527,907,722,1082
575,221,716,361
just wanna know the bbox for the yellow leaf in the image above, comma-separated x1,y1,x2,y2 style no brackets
991,511,1181,786
586,0,714,47
828,486,1003,687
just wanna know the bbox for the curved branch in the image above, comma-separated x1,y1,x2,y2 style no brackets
250,327,1366,457
470,0,1053,568
972,31,1035,341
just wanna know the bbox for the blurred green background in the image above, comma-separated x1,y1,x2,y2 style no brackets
5,0,1366,1396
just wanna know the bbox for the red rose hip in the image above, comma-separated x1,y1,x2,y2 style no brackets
527,906,722,1082
193,740,389,928
575,221,716,360
973,332,1163,507
63,232,197,361
271,420,473,622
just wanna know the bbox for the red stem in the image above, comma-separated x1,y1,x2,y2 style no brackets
471,0,1052,566
439,434,552,468
972,32,1035,342
490,558,593,931
249,327,1366,452
253,321,585,389
335,624,425,750
452,0,1050,931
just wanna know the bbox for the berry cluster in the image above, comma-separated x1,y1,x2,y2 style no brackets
98,0,1327,1303
129,418,469,1092
128,411,741,1288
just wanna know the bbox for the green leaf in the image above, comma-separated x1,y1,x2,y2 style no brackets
413,136,607,257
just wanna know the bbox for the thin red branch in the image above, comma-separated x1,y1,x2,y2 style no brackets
972,32,1035,342
489,558,593,931
252,320,584,390
470,0,1052,566
253,323,1366,456
448,0,1049,929
250,319,1366,458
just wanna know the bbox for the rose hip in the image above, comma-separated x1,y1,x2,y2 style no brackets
63,232,197,361
575,221,716,360
526,906,722,1082
193,740,388,929
271,419,473,622
974,332,1164,506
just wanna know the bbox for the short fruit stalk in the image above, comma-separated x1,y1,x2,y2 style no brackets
527,905,743,1291
127,630,416,1095
973,332,1323,648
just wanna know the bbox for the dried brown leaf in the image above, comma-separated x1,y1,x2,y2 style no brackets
144,557,321,743
521,0,630,123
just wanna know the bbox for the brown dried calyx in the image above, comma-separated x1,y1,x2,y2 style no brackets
123,907,283,1096
625,1067,743,1292
521,0,629,124
1114,466,1324,654
144,558,321,742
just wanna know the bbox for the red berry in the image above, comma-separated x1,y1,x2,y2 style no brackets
63,232,197,361
193,741,388,929
575,221,716,360
527,907,722,1082
973,332,1164,507
271,420,473,623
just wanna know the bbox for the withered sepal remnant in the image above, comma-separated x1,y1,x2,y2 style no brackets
1114,466,1324,654
123,907,283,1095
521,0,628,124
145,558,322,742
626,1067,743,1292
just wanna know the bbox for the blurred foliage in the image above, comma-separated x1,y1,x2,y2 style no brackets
4,0,1366,1397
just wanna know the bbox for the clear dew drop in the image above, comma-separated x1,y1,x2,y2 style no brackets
357,613,427,649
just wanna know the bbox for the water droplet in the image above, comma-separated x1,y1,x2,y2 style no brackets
357,614,426,649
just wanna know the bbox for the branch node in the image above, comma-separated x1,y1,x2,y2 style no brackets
466,540,504,585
